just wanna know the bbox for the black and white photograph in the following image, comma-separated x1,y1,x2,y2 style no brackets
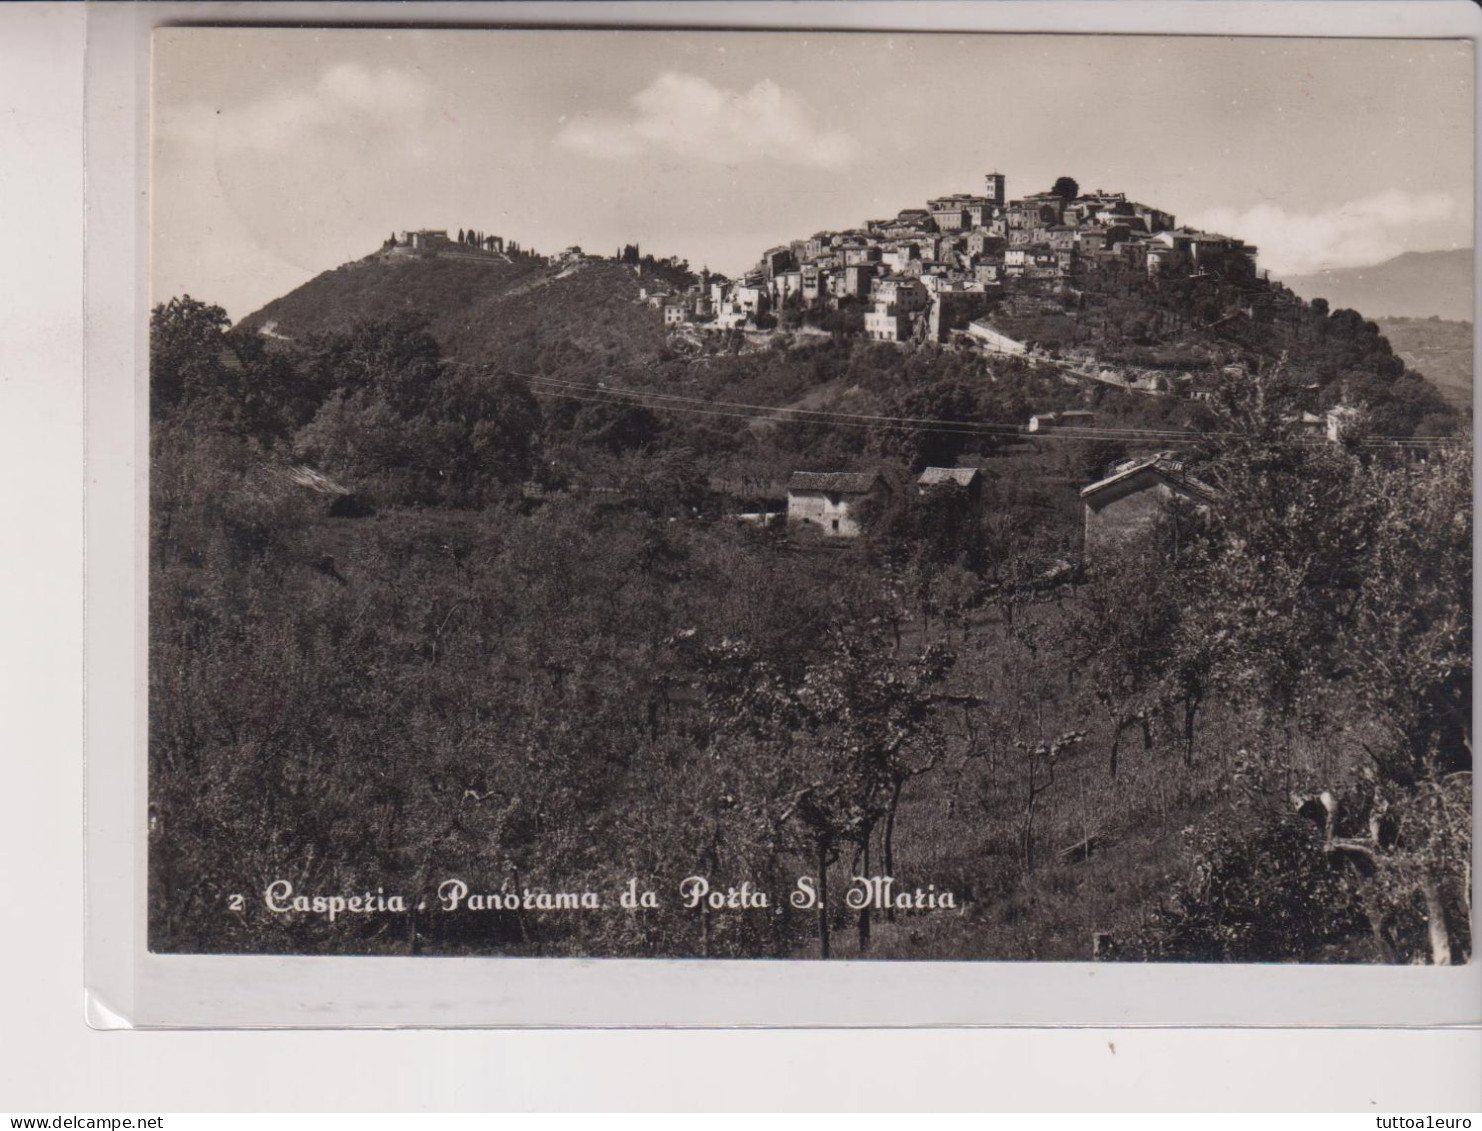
145,25,1473,967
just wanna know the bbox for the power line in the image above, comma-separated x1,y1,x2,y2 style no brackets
521,371,1199,441
518,370,1469,449
528,387,1019,441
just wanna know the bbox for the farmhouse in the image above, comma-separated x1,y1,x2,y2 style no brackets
917,467,983,501
1029,408,1095,434
786,471,889,538
1080,454,1217,555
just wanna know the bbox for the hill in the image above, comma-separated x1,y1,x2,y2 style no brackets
236,203,1461,448
241,248,672,371
1374,316,1474,409
1280,248,1474,321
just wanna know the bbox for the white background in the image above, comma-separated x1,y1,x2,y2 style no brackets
2,0,1479,1111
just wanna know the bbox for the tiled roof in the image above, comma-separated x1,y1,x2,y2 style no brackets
788,471,882,494
1080,456,1218,501
918,467,982,487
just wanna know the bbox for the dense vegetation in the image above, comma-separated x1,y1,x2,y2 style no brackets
148,256,1470,962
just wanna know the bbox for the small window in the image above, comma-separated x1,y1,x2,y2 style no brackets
831,519,840,533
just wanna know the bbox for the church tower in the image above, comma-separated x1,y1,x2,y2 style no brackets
984,172,1006,203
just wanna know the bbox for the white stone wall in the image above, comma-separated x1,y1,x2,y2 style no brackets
787,490,863,537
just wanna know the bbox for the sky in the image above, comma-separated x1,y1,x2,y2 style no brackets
152,28,1474,321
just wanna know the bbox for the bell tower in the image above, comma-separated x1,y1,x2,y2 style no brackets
984,172,1006,203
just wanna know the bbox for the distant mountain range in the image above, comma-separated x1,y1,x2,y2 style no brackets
1278,248,1474,322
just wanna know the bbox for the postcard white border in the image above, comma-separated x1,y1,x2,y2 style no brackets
84,0,1482,1029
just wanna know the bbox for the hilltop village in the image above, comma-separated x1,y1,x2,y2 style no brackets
651,173,1259,352
382,173,1263,362
348,175,1394,550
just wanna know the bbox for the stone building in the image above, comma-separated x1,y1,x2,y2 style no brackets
786,471,889,537
839,263,878,300
760,246,795,278
733,283,770,316
963,231,1005,257
397,229,451,249
864,306,911,342
801,263,824,302
917,466,983,501
928,288,995,342
1080,454,1217,556
872,276,929,315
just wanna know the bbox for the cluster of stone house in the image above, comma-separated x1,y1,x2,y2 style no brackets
782,452,1218,560
788,398,1360,551
656,172,1258,348
781,453,1217,565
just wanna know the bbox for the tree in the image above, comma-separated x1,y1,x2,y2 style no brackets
1128,802,1370,961
700,625,958,956
1008,730,1084,872
1158,362,1473,962
870,373,1002,471
1056,536,1181,778
1051,176,1080,202
425,367,542,500
149,296,232,417
292,319,540,505
150,296,319,441
566,398,664,454
295,312,443,414
622,446,711,518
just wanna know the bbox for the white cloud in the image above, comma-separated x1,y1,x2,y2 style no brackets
554,72,858,170
163,63,432,156
1189,190,1469,276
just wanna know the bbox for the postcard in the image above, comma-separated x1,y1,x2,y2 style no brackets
82,7,1479,1026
